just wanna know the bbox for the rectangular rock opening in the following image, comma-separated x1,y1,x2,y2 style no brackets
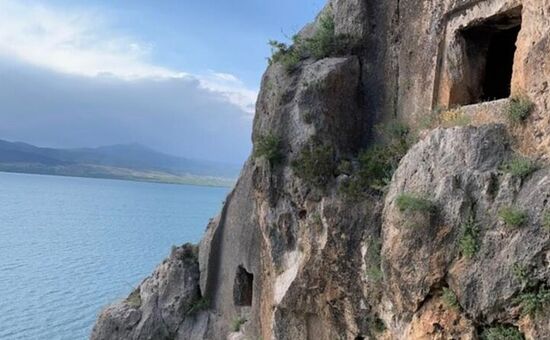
233,265,253,306
450,7,522,106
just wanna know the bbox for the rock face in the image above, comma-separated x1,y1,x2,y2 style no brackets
92,0,550,339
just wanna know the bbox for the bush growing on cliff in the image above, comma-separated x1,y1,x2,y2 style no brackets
292,143,336,187
459,217,479,259
255,133,283,166
480,325,524,340
185,297,209,316
516,286,550,316
442,287,459,309
231,316,247,332
500,156,537,179
499,207,528,228
304,14,338,60
395,193,436,214
340,122,414,199
507,95,534,124
268,38,303,72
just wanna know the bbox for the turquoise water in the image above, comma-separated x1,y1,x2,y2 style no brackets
0,172,228,340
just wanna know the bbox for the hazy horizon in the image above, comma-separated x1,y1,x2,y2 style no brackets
0,0,324,164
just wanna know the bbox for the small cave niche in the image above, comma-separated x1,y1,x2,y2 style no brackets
233,265,254,306
449,7,522,106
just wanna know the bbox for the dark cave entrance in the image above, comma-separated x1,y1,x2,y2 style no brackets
451,7,522,106
233,265,253,306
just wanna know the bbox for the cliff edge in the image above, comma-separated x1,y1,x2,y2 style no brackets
92,0,550,339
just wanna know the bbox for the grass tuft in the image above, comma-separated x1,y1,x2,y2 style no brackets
516,287,550,316
507,95,534,124
480,325,524,340
499,207,528,228
500,156,537,179
442,287,459,308
231,316,247,332
459,218,479,259
255,133,283,166
395,193,436,214
292,143,336,187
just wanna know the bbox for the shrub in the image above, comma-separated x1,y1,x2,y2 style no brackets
459,218,479,259
366,239,383,282
507,95,534,124
185,297,209,316
369,317,386,333
512,263,530,287
499,207,528,228
268,37,304,72
480,325,524,340
543,211,550,231
442,287,459,308
231,316,247,332
292,144,336,187
126,289,142,308
516,287,550,316
340,121,414,199
500,156,537,179
395,194,436,214
304,14,338,60
255,133,283,166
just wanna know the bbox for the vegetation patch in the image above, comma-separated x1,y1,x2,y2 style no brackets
340,121,414,199
126,289,142,308
185,297,210,316
292,143,336,187
268,38,303,72
369,317,386,334
231,316,247,332
500,156,537,179
365,239,383,282
507,95,534,124
512,263,530,287
516,286,550,316
442,287,459,309
480,325,524,340
268,13,353,73
395,193,436,214
440,108,471,127
459,218,480,259
499,207,528,228
255,133,283,166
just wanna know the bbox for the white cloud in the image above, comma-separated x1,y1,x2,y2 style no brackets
0,0,257,113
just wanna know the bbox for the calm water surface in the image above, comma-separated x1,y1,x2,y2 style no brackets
0,172,228,340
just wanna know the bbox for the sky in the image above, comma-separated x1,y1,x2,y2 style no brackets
0,0,325,164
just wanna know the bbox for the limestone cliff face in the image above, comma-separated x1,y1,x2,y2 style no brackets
92,0,550,339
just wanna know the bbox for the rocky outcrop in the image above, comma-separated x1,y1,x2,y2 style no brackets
92,0,550,339
91,244,209,340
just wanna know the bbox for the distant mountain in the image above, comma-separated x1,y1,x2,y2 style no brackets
0,139,240,187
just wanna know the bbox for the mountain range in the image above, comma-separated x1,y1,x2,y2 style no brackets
0,139,240,187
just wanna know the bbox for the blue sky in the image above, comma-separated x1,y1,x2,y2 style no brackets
0,0,325,163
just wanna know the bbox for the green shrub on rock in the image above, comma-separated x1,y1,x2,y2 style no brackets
292,144,336,187
255,133,283,166
499,207,528,228
459,218,479,259
480,325,524,340
395,193,436,214
507,95,534,124
500,156,537,179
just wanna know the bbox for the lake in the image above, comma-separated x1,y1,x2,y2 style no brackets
0,172,229,339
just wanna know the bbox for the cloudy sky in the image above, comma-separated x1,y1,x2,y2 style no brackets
0,0,324,164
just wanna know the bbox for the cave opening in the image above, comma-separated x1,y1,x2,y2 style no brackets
451,7,522,106
233,265,253,306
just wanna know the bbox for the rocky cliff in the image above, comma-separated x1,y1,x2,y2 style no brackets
92,0,550,339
